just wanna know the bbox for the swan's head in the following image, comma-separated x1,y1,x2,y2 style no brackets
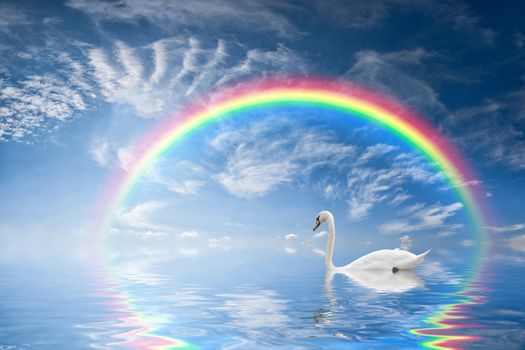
313,211,332,231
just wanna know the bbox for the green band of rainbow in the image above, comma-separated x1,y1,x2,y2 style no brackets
93,77,492,349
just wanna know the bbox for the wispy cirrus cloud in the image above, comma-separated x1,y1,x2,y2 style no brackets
208,236,232,251
208,117,445,218
0,3,30,33
343,48,449,118
313,0,391,29
340,43,524,174
486,223,525,233
314,0,496,44
285,233,299,240
85,37,306,119
3,27,306,142
378,202,463,234
89,140,112,166
66,0,300,38
507,235,525,253
449,97,525,170
210,118,356,198
346,152,444,219
118,201,170,231
146,160,207,196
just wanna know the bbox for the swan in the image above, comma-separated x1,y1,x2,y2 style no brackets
313,211,430,273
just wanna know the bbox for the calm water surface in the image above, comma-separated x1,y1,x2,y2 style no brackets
1,251,524,349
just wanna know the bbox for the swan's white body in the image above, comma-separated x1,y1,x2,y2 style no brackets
314,211,430,272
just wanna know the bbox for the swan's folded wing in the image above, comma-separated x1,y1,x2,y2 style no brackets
345,249,421,270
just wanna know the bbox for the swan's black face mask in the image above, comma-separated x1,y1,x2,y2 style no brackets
313,216,321,231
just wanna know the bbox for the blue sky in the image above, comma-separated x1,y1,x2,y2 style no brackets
1,0,524,268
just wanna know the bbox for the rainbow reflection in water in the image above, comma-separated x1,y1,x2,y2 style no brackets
410,284,487,349
96,274,193,350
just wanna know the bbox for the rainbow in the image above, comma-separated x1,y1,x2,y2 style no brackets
410,291,485,349
93,77,491,349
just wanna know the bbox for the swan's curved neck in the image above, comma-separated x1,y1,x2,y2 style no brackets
325,214,336,270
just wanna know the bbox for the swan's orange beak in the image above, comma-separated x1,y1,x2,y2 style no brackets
313,218,321,231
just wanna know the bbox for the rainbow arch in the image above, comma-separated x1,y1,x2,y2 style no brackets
95,78,489,249
93,77,491,349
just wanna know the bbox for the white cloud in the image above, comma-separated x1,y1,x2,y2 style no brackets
313,0,391,29
418,261,461,285
178,230,199,238
215,44,306,86
215,154,297,198
431,2,496,45
346,153,444,220
88,48,119,100
448,98,525,170
313,231,328,239
210,117,445,218
178,248,199,256
208,236,232,251
147,160,206,196
461,239,475,247
211,118,356,198
378,202,464,234
66,0,299,38
486,223,525,233
85,37,306,119
313,248,325,256
315,1,496,44
127,230,169,240
117,146,134,172
399,235,412,250
390,193,411,205
321,183,337,200
437,231,456,238
357,143,398,163
284,246,297,254
343,48,449,117
89,140,112,166
0,3,30,33
507,235,525,253
150,40,168,85
89,144,209,196
186,39,228,96
0,75,88,140
56,52,95,96
118,201,170,231
342,42,521,175
115,41,144,87
285,233,298,240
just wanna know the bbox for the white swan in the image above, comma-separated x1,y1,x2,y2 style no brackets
313,211,430,273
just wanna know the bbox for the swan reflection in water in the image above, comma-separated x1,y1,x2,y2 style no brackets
316,269,425,329
325,267,424,294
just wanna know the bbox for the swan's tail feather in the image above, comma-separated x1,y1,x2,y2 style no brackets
403,249,431,270
419,249,431,258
